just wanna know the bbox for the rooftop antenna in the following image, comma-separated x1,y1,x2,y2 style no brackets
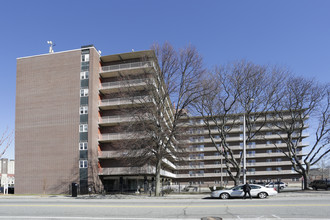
47,41,55,53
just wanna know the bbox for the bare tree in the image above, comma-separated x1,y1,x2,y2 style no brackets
118,42,206,196
315,155,330,179
195,61,287,186
271,77,329,189
0,128,13,159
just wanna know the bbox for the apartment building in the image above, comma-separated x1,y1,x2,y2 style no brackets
16,45,307,194
0,158,15,187
16,46,176,194
176,116,308,187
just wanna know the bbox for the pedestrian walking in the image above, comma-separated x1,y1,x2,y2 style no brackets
242,183,252,199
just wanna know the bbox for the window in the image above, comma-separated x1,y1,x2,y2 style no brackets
247,168,255,173
266,159,272,162
248,142,256,148
189,171,196,176
79,142,88,150
215,161,220,165
266,167,272,171
79,124,88,132
199,162,204,167
248,159,256,165
79,160,88,168
266,141,272,145
214,170,220,173
80,88,89,97
80,71,89,80
81,54,89,62
240,143,244,148
215,152,220,156
80,106,88,115
266,149,272,154
248,151,255,156
251,185,261,190
276,158,282,162
276,140,282,144
276,167,282,171
266,132,272,136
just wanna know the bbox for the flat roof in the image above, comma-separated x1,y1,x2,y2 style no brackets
17,46,98,60
100,50,155,63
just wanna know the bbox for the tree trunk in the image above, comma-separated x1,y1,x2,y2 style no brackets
154,159,162,196
302,170,309,190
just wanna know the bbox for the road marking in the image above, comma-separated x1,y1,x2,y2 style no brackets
0,217,198,220
0,204,329,208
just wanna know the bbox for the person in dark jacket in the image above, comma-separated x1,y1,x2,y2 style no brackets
242,183,252,199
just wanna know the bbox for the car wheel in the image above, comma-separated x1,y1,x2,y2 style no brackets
258,192,268,199
312,186,316,190
220,193,230,199
280,186,284,190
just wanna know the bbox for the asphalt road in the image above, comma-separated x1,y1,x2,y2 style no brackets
0,191,329,219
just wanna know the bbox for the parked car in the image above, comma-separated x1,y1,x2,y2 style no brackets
265,181,288,189
211,184,277,199
309,180,330,190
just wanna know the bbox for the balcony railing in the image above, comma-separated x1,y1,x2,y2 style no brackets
99,166,176,178
176,170,298,179
99,132,146,141
99,115,136,124
99,96,153,107
101,61,155,73
100,79,151,90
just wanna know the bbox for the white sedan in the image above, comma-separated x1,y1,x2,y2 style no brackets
211,184,278,199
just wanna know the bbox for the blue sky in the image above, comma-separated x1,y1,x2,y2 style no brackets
0,0,329,159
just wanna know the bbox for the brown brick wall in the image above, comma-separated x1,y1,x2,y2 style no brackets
16,50,81,194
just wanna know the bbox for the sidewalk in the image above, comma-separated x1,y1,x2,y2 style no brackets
1,189,329,200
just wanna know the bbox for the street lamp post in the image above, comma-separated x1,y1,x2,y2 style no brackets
243,113,247,184
243,99,254,185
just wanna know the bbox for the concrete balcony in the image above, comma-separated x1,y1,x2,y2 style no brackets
176,170,298,179
246,161,292,167
98,132,146,142
178,160,293,171
99,115,136,126
186,152,304,161
186,142,308,153
99,96,153,110
99,166,176,178
99,79,149,94
100,61,156,78
98,150,127,158
98,151,176,169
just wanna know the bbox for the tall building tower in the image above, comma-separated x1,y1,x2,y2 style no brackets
16,46,176,194
16,46,101,194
